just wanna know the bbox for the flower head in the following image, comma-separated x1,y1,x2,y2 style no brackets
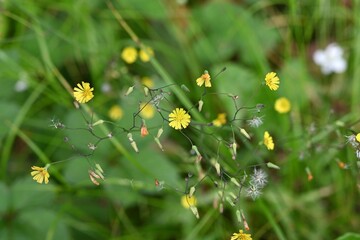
245,184,262,200
230,229,252,240
265,72,280,91
31,165,50,184
139,46,154,62
108,105,123,120
121,46,137,64
313,43,347,75
196,70,211,87
169,108,191,130
73,81,94,103
181,195,197,209
356,133,360,143
274,97,291,113
345,134,359,148
250,168,268,188
140,103,155,119
212,113,227,127
263,131,274,150
141,76,154,88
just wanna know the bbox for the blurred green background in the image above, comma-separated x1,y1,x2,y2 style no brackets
1,0,360,239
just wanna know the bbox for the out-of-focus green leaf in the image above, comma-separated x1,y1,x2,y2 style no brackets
336,233,360,240
0,182,8,214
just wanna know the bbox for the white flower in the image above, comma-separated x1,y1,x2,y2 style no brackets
313,43,347,75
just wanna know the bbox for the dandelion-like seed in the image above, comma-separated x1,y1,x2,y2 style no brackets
265,72,280,91
196,70,211,87
121,46,137,64
274,97,291,113
247,116,263,128
168,108,191,130
263,131,274,150
245,184,262,200
356,150,360,159
250,168,268,188
230,229,252,240
31,165,50,184
73,81,94,103
345,134,359,148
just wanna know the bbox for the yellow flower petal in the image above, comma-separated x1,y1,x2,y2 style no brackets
274,97,291,113
265,72,280,91
121,46,138,64
168,108,191,130
73,81,94,103
263,131,274,150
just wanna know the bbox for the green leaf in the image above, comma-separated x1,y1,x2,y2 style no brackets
336,233,360,240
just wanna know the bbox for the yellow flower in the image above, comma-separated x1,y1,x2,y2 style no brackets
181,195,197,209
265,72,280,91
169,108,191,130
31,165,50,184
230,229,252,240
212,113,227,127
108,105,123,120
121,46,137,64
73,81,94,103
196,70,211,87
139,46,154,62
140,103,155,119
141,76,154,88
356,133,360,143
263,131,274,150
274,97,291,113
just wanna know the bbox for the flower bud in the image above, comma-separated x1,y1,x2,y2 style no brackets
125,86,134,96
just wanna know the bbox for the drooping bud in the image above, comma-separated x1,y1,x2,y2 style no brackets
189,186,196,197
93,119,104,126
236,210,241,223
190,206,200,219
266,162,280,170
198,100,204,112
305,167,313,181
154,137,164,151
127,133,139,153
125,86,134,96
141,121,149,137
144,87,149,96
240,128,251,139
192,145,202,162
156,127,163,138
181,84,190,92
230,177,241,187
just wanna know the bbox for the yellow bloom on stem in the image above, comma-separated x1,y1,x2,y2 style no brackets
139,46,154,62
31,165,50,184
169,108,191,130
141,76,154,88
139,103,155,119
356,133,360,142
263,131,274,150
212,113,227,127
196,70,211,87
108,105,123,120
265,72,280,91
274,97,291,113
73,81,94,103
181,195,197,209
121,46,138,64
230,229,252,240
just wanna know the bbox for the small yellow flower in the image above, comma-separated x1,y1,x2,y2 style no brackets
230,229,252,240
196,70,211,87
121,46,138,64
140,103,155,119
31,165,50,184
263,131,274,150
212,113,227,127
139,46,154,62
181,195,197,209
108,105,123,120
141,76,154,88
73,81,94,103
169,108,191,130
265,72,280,91
356,133,360,142
274,97,291,113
